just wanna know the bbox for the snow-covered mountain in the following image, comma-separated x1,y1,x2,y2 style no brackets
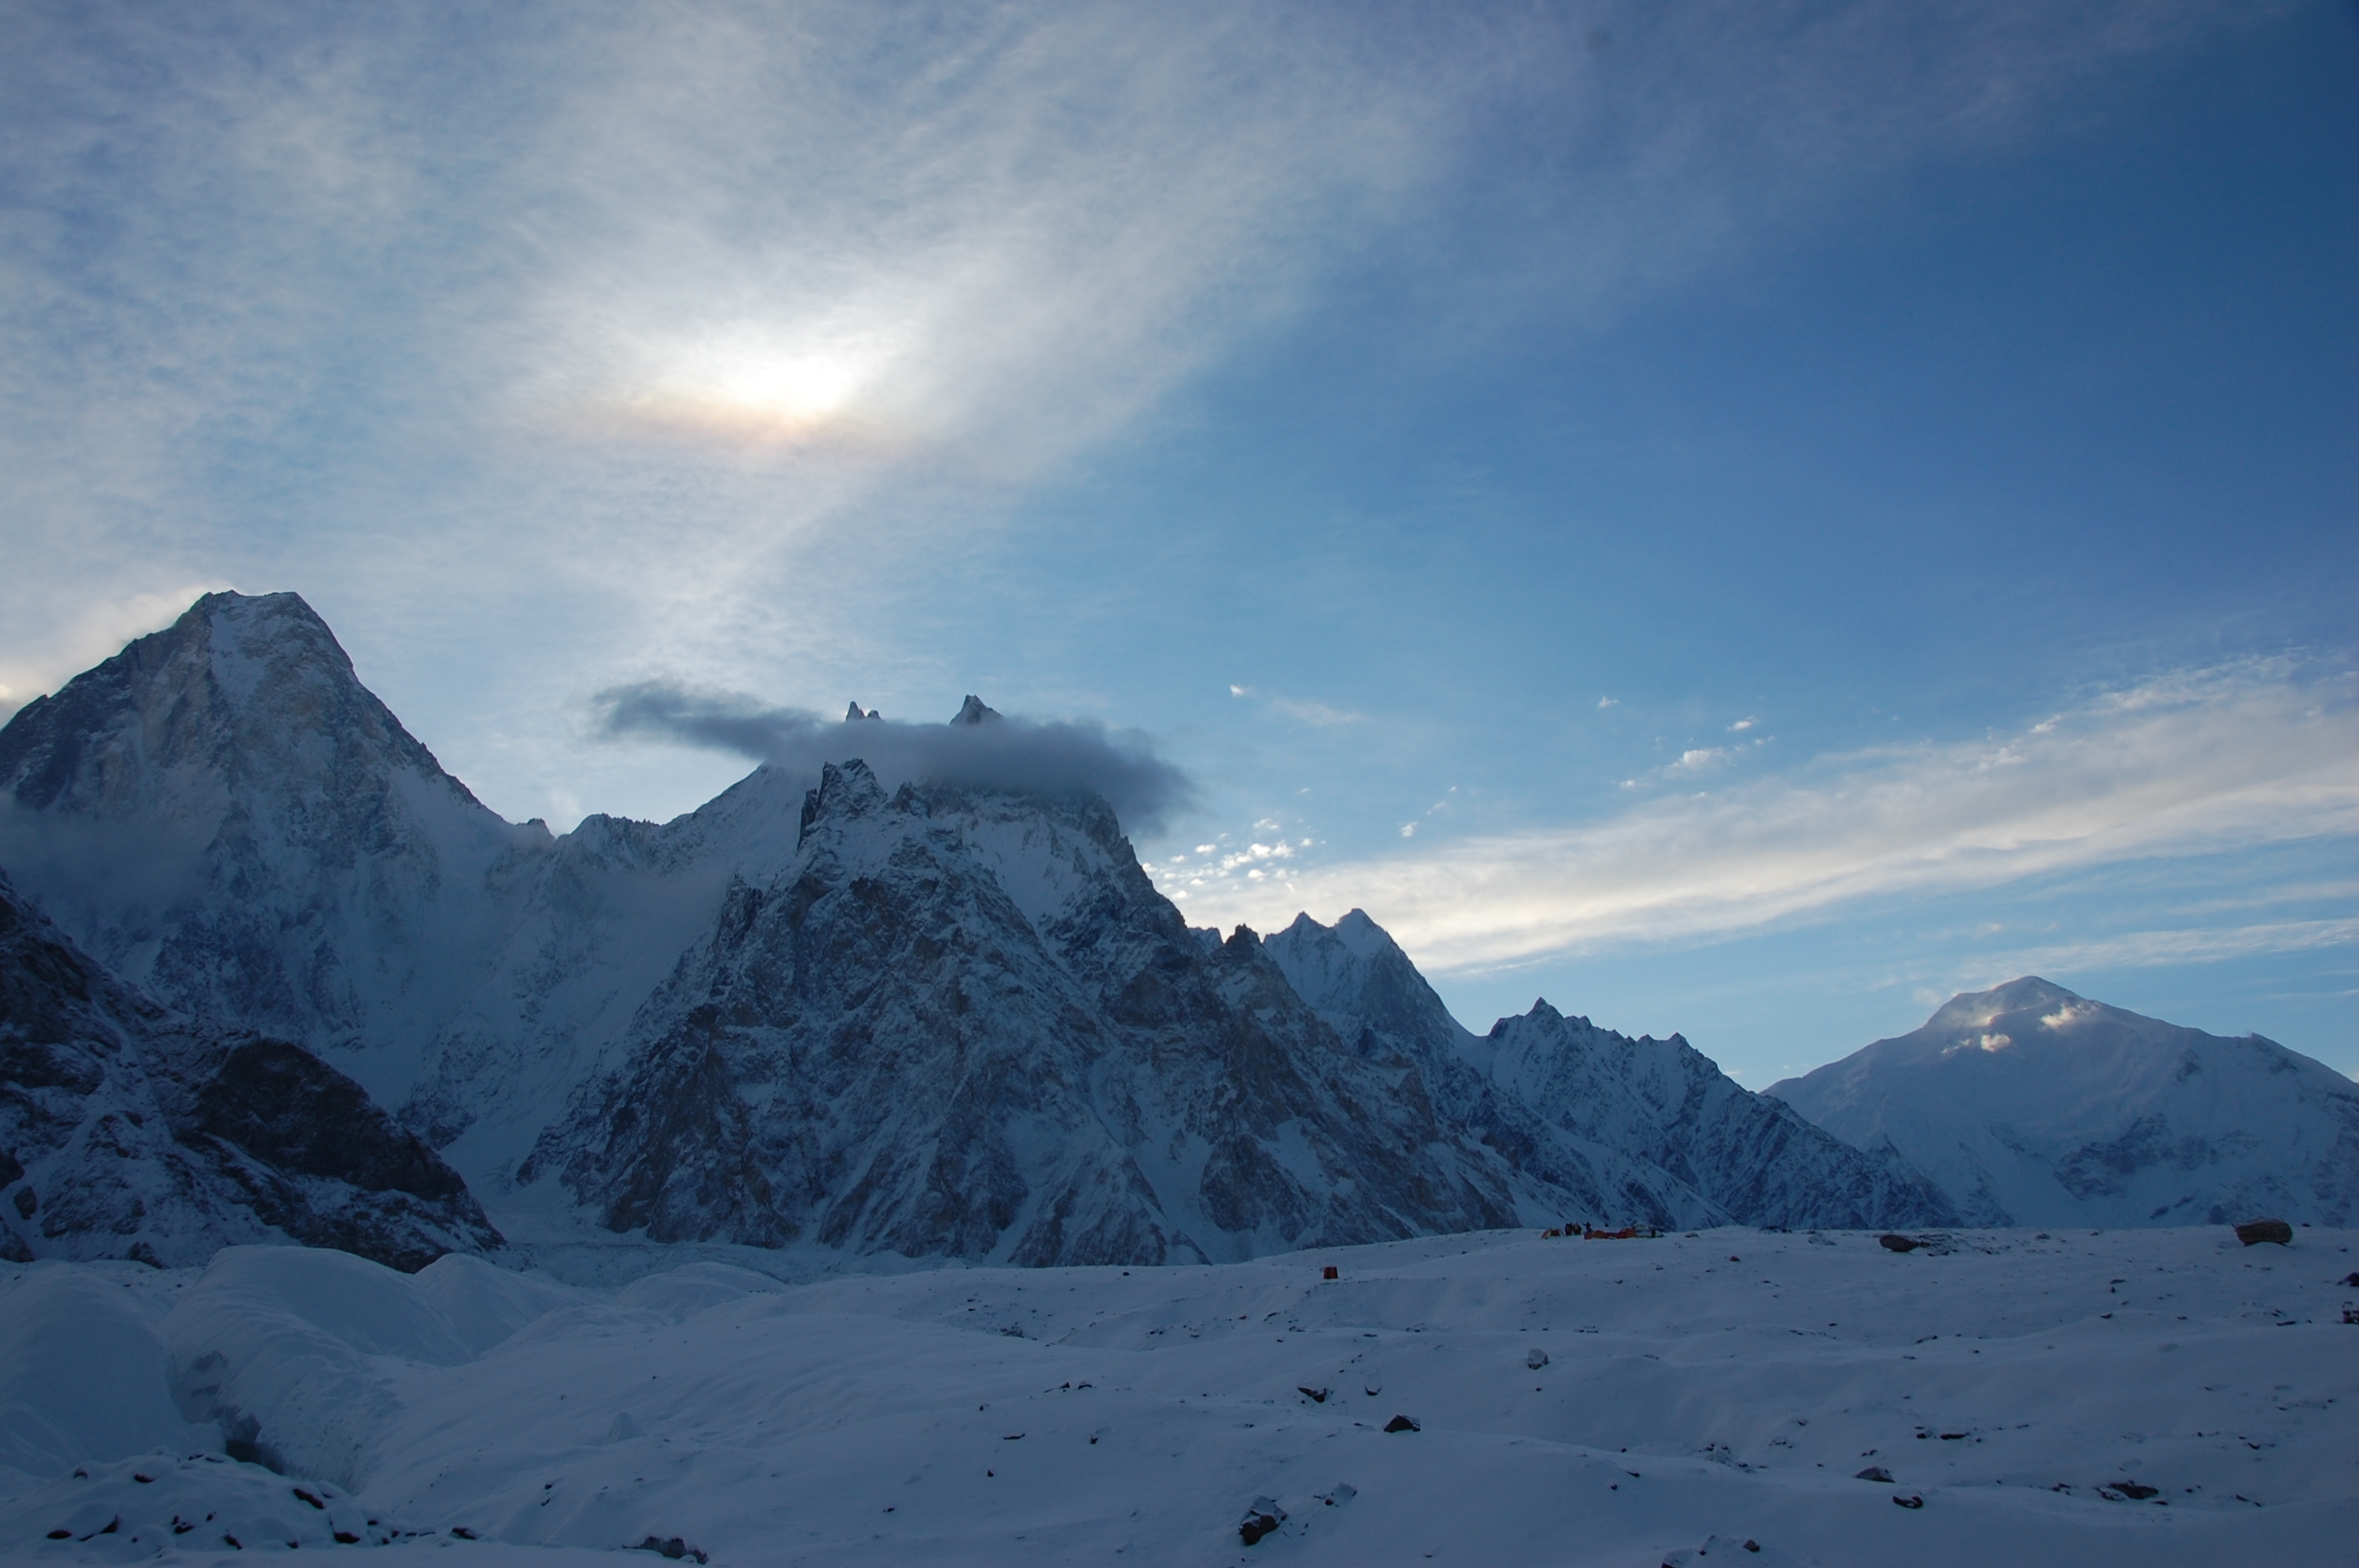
1262,912,1955,1230
0,591,810,1179
0,869,499,1270
1766,976,2359,1227
527,763,1521,1265
16,590,2338,1272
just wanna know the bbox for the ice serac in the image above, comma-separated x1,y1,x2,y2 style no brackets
1767,977,2359,1227
0,870,501,1271
529,764,1520,1265
1263,910,1956,1230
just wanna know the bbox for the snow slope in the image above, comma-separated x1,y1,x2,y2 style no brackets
3,1226,2353,1565
0,870,500,1271
1768,978,2359,1228
1264,912,1955,1231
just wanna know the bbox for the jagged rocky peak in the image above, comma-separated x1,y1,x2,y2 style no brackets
845,702,881,721
952,694,1001,725
1263,909,1473,1062
1264,909,1952,1231
532,774,1521,1267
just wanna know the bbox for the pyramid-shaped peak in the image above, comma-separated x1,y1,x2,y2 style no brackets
951,695,1001,726
1922,976,2085,1035
845,702,881,721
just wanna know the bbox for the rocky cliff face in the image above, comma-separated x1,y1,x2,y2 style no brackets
1768,977,2359,1227
0,871,500,1271
1263,911,1957,1230
528,765,1519,1265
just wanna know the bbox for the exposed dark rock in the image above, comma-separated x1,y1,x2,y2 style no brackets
2234,1218,2293,1246
536,766,1520,1265
1383,1415,1420,1433
1879,1234,1921,1253
1856,1466,1893,1483
0,869,500,1271
1892,1494,1923,1509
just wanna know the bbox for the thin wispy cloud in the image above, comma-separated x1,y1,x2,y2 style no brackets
1231,684,1365,728
1185,659,2359,971
0,1,2275,729
1967,918,2359,985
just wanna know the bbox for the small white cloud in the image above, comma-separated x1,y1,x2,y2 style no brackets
1729,717,1756,731
1400,822,1417,837
1194,844,1216,854
1269,695,1365,726
1230,684,1250,697
1598,697,1618,709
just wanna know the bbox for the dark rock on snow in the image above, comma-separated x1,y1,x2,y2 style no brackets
2234,1218,2293,1246
0,869,499,1270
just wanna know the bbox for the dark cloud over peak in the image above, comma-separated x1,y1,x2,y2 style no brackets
594,681,1192,833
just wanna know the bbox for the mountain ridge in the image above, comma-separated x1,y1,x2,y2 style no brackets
7,588,2332,1270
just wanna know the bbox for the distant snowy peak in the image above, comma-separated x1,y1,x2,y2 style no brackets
952,694,1001,725
1768,977,2359,1227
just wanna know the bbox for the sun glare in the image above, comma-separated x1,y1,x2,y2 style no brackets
616,321,905,443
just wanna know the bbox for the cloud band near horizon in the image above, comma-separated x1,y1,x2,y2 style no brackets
1174,659,2359,973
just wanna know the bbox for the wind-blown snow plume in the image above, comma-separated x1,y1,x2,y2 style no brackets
594,681,1193,832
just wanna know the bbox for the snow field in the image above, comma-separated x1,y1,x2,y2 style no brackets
3,1227,2354,1565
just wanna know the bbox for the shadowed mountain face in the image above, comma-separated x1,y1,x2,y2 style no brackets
0,870,501,1271
1263,911,1957,1231
529,764,1520,1265
1768,978,2359,1227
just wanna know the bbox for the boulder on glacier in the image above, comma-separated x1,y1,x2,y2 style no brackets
0,869,501,1271
527,761,1521,1265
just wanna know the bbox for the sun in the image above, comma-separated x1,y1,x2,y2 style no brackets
617,319,905,444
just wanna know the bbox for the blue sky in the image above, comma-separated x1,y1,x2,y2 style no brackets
2,0,2353,1083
